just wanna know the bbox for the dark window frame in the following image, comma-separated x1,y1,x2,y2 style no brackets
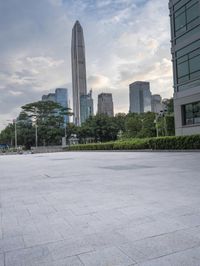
183,101,200,125
173,1,200,39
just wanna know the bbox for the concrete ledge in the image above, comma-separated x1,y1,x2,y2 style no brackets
66,149,200,152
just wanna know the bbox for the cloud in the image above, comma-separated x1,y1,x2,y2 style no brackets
88,75,111,90
0,0,173,130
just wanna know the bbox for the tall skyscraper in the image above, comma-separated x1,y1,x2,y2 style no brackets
129,81,152,114
169,0,200,135
71,20,92,125
98,93,114,117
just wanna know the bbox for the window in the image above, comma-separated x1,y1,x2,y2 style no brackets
189,54,200,72
177,60,189,78
176,39,200,89
183,101,200,125
174,1,200,38
186,2,199,23
175,12,186,31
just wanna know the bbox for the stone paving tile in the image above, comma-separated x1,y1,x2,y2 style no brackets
5,245,53,266
78,246,136,266
43,256,84,266
0,254,4,266
23,229,63,248
116,217,188,243
175,213,200,227
137,246,200,266
0,236,25,252
119,227,200,263
47,239,94,261
0,227,2,240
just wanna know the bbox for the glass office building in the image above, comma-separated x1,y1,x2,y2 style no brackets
169,0,200,135
129,81,152,114
55,88,69,124
42,88,69,125
80,90,94,123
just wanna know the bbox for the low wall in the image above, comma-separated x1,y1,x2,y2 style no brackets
31,146,63,154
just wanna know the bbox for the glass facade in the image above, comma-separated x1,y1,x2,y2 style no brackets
183,101,200,125
129,82,151,114
176,39,200,86
170,0,200,134
80,91,94,123
174,0,200,43
172,0,200,92
55,89,69,124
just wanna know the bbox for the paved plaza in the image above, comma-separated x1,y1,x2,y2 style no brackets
0,151,200,266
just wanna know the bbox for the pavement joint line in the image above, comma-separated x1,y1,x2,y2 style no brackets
116,245,139,264
137,243,200,264
76,254,85,266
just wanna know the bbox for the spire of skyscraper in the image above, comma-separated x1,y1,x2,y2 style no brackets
71,20,88,125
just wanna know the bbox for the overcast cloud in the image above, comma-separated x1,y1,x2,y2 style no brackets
0,0,172,130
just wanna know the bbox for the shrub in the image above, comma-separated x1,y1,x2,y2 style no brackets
148,135,200,150
67,142,115,151
65,135,200,151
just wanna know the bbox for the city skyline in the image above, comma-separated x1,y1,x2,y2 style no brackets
0,0,172,130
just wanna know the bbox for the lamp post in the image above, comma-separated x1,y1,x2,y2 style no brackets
35,123,38,148
154,109,168,137
154,115,159,138
14,120,17,149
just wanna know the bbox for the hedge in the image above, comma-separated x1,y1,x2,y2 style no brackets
65,134,200,151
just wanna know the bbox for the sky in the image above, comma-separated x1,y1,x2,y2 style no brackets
0,0,172,130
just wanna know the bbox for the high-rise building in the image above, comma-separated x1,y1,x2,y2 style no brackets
151,94,163,113
55,88,69,124
169,0,200,135
98,93,114,117
42,88,69,124
129,81,152,114
80,90,94,122
71,20,93,125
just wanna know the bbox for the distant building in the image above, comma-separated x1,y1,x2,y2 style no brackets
80,90,94,123
151,94,163,114
42,88,69,124
42,93,56,102
98,93,114,117
169,0,200,135
129,81,152,114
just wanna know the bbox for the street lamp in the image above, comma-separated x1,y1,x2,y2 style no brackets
154,109,168,137
154,115,159,138
13,119,17,149
35,123,38,148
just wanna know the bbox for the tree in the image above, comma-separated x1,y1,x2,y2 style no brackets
21,101,73,146
166,98,174,114
0,123,15,146
138,112,156,138
16,112,35,149
78,114,119,142
165,115,175,136
113,113,127,133
124,113,142,138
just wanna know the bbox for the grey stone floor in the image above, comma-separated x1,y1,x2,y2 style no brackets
0,152,200,266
